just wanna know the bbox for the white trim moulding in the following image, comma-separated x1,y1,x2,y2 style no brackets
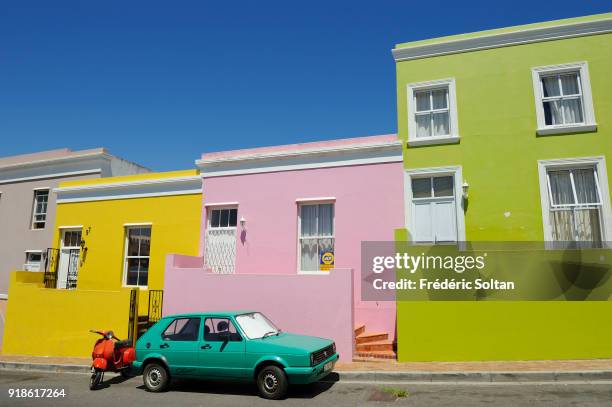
392,18,612,62
0,169,102,185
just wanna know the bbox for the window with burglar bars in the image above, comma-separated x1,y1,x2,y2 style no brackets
546,167,603,244
31,189,49,229
123,226,151,287
298,203,334,273
205,208,237,274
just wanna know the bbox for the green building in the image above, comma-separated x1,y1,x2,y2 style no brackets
393,13,612,361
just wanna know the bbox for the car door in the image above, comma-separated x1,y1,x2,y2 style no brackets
158,317,202,376
198,317,246,378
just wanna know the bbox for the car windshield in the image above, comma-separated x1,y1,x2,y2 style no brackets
235,312,280,339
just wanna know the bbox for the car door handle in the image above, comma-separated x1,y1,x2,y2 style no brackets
201,344,211,350
160,343,169,349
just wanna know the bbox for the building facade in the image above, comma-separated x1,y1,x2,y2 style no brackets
163,135,404,359
0,148,148,298
3,170,202,356
393,13,612,361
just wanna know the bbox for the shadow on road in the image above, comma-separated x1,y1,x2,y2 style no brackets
96,374,132,390
135,374,339,400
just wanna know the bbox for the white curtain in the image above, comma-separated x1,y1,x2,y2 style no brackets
548,171,574,205
318,204,334,236
431,89,447,109
433,112,450,136
548,168,602,244
542,73,583,125
573,169,599,204
300,239,318,271
300,205,317,237
415,115,430,138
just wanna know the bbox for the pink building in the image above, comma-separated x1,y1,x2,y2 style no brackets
164,135,404,359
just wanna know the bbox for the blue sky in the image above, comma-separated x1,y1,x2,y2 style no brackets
0,1,609,170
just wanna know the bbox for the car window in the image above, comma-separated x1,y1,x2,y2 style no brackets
162,318,201,341
203,317,242,342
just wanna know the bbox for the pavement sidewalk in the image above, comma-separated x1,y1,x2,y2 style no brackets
1,354,612,382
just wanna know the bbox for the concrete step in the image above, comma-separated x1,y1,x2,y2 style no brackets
356,340,395,352
356,332,389,344
354,350,397,360
354,324,366,337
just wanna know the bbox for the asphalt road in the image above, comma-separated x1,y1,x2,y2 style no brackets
0,370,611,407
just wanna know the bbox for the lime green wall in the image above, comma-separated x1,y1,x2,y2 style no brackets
397,34,612,241
395,27,612,361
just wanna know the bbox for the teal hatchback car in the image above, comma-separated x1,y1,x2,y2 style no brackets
133,311,339,399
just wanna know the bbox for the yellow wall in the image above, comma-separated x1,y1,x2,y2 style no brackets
52,170,202,314
3,272,132,357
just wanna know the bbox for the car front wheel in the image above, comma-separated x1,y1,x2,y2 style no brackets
143,362,169,392
256,365,288,400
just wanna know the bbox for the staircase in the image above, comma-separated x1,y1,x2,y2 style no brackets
354,324,396,360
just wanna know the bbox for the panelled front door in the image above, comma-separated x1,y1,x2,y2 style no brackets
57,229,82,289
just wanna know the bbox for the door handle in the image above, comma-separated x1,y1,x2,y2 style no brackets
201,344,211,350
160,343,169,348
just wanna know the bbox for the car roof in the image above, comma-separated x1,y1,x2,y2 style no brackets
162,311,257,319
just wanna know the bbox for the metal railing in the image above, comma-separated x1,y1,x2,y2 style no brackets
43,248,59,288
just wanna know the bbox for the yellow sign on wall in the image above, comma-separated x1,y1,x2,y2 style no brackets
320,251,334,271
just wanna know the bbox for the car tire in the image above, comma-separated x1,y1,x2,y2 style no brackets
143,362,169,392
256,365,288,400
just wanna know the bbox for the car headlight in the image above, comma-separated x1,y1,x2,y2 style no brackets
310,353,315,366
332,342,336,354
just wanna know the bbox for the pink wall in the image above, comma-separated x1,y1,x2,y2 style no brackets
199,162,404,337
164,255,355,359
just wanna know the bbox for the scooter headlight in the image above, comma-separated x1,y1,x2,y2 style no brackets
106,331,114,339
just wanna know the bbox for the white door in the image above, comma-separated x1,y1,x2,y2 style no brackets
57,229,82,289
411,175,459,243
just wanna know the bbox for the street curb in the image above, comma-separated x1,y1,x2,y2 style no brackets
2,362,612,382
0,361,90,374
337,370,612,382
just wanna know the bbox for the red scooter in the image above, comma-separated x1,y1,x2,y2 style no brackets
89,330,136,390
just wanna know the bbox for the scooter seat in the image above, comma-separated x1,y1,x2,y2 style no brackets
115,340,132,349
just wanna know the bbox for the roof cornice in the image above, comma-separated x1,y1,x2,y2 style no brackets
196,140,402,166
54,175,201,194
0,151,112,173
392,18,612,62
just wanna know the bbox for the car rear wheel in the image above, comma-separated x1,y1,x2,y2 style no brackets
256,365,288,400
143,362,169,392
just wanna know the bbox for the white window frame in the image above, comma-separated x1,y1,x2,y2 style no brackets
404,166,466,242
297,199,335,275
207,207,238,230
537,156,612,244
531,62,597,136
122,224,152,288
24,250,43,272
31,188,50,230
407,78,460,147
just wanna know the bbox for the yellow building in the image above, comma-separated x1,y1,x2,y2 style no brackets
3,170,202,356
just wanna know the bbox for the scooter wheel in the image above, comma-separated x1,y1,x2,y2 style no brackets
89,369,103,390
